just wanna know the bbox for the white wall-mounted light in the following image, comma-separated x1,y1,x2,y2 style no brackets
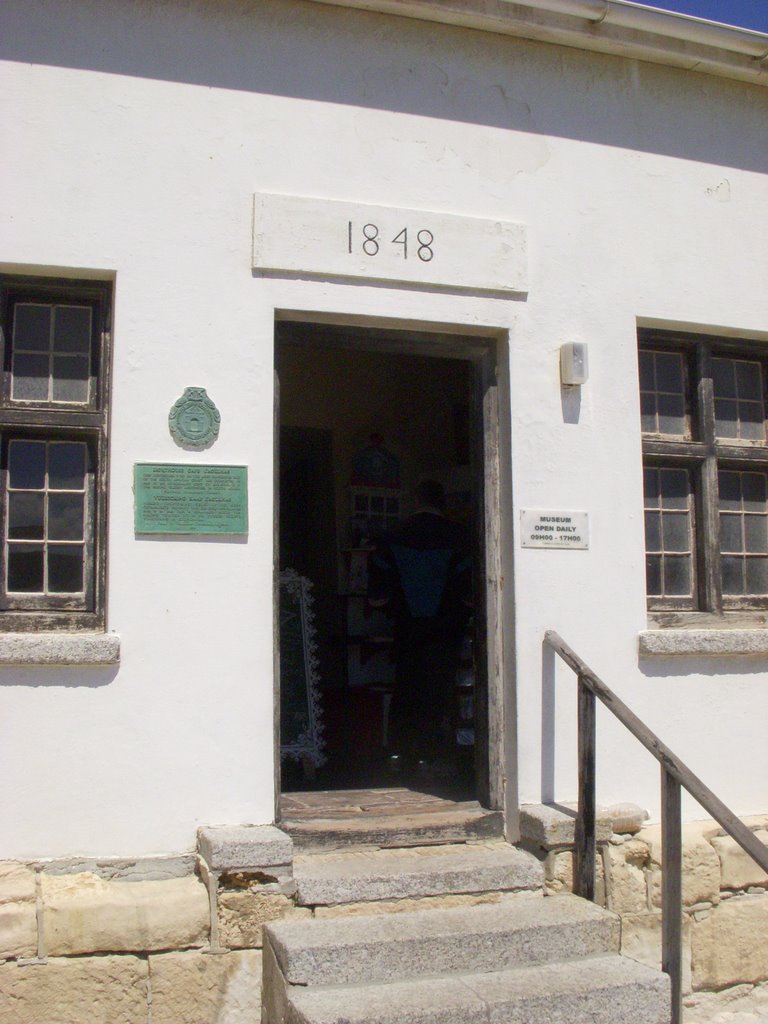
560,342,589,386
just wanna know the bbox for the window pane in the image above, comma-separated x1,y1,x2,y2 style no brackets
13,304,51,352
719,471,742,511
719,513,742,553
718,471,768,599
744,516,768,554
657,393,685,435
8,493,45,540
48,545,84,593
714,358,765,441
662,512,690,552
9,441,46,490
11,353,49,401
640,392,657,433
645,555,661,596
746,558,768,595
664,556,691,596
53,306,91,353
739,402,765,441
714,399,739,439
644,511,661,551
48,493,85,541
644,464,694,603
736,361,762,401
660,469,689,510
639,350,655,391
48,443,87,490
639,349,688,437
655,352,684,392
7,544,44,592
712,357,736,399
742,473,767,512
51,356,89,403
722,555,744,595
643,468,660,508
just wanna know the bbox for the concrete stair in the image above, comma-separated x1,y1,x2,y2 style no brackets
282,954,669,1024
293,841,543,906
262,842,671,1024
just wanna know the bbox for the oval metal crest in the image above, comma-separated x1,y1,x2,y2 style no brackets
168,387,221,449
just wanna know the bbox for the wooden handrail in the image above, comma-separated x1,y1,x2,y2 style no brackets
544,630,768,1024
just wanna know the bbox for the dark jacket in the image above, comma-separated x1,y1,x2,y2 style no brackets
369,511,471,638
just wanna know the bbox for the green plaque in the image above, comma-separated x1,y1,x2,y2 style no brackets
134,463,248,535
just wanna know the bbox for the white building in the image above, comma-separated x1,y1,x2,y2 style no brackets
1,1,767,1019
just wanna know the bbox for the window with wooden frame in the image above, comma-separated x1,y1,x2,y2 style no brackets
639,330,768,617
0,277,111,632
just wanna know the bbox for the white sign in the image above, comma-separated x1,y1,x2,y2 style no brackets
520,510,589,549
252,193,527,294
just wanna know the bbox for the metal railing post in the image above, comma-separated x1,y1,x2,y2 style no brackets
574,674,596,901
544,630,768,1024
662,767,683,1024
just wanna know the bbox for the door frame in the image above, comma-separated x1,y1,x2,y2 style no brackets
273,313,515,833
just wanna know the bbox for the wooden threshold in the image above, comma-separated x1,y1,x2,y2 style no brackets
280,787,504,851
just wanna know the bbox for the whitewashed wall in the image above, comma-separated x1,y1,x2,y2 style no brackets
1,0,767,858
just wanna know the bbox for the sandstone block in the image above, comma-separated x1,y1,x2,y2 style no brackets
217,891,311,949
0,864,37,959
42,872,208,955
0,903,37,960
683,982,768,1019
711,831,768,891
620,910,692,994
198,825,292,870
544,849,606,905
740,816,768,832
0,863,35,905
520,803,612,849
639,822,721,908
0,954,148,1024
692,896,768,990
149,949,262,1024
606,839,649,914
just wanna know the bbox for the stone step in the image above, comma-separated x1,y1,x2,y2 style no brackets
282,954,670,1024
265,893,619,987
293,841,544,907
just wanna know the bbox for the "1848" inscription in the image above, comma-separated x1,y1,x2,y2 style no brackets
347,222,434,262
252,193,527,294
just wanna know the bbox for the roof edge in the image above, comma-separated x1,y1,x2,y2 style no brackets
306,0,768,87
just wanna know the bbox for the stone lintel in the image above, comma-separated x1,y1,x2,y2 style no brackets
639,629,768,657
197,825,293,872
0,633,120,666
519,803,613,850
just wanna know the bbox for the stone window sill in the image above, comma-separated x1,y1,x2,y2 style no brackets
639,629,768,657
0,633,120,666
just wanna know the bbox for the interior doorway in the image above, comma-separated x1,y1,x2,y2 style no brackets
275,320,501,817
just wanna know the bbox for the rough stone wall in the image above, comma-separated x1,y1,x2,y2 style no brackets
542,814,768,1007
0,857,307,1024
3,814,767,1022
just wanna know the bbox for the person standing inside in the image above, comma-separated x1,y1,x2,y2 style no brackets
369,480,471,773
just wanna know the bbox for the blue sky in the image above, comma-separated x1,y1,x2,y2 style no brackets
639,0,768,32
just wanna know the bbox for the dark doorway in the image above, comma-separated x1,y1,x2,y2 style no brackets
275,322,499,814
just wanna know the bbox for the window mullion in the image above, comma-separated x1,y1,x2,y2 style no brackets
697,456,722,614
697,344,723,613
